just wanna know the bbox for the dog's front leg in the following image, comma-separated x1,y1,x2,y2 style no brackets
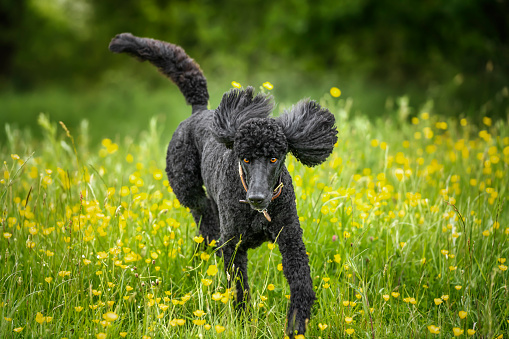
277,225,315,338
221,240,250,311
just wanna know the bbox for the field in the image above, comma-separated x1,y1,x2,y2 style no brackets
1,86,508,338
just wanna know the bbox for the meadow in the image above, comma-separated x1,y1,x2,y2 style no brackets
0,84,508,338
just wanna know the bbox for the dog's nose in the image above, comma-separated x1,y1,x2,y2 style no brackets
247,194,265,206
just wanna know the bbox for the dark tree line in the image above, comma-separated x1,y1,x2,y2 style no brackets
1,0,508,117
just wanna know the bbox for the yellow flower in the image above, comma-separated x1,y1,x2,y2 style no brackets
434,298,443,305
458,311,467,319
499,265,508,271
35,312,45,324
204,324,212,330
277,263,283,271
96,333,107,339
383,294,390,301
103,312,118,322
119,332,128,337
75,306,83,312
13,327,24,333
391,292,400,298
334,254,341,263
441,295,449,301
45,277,53,283
482,230,490,236
193,236,204,244
231,81,241,89
126,286,133,292
193,310,206,317
395,168,404,181
455,285,462,290
215,324,225,333
96,251,108,259
345,317,353,324
330,87,341,98
3,232,12,239
153,169,163,180
212,292,222,301
453,327,464,336
193,319,206,325
467,329,476,335
262,82,274,90
201,278,212,286
201,252,210,260
427,325,440,334
206,265,218,276
267,284,275,291
318,323,328,330
176,319,185,326
343,300,350,307
345,328,355,335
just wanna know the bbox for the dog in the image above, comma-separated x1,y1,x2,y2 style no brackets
109,33,337,337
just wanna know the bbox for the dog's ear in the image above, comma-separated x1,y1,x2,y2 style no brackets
276,100,337,166
212,87,273,148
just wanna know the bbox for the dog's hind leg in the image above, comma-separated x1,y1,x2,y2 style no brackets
165,122,220,243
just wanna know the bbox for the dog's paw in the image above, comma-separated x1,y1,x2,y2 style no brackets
285,310,308,338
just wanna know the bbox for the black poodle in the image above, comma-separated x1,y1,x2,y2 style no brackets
109,33,337,338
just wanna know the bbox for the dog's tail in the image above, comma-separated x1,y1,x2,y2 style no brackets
109,33,209,110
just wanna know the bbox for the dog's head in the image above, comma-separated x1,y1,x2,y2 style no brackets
212,87,337,212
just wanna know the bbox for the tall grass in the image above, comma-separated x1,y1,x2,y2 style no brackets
0,89,507,338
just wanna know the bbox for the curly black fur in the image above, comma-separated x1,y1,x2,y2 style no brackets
212,87,274,148
233,118,288,159
109,33,338,338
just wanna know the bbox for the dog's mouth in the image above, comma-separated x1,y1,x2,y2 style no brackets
239,196,272,220
239,197,270,211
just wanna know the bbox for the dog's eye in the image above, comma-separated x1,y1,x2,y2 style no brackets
270,158,277,163
243,158,250,164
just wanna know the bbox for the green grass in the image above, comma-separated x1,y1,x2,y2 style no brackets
0,90,508,338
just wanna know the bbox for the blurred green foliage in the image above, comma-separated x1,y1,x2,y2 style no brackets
1,0,508,139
